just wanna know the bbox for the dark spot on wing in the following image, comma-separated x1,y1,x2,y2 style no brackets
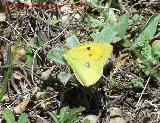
97,55,103,61
89,54,93,57
85,61,90,68
87,47,91,50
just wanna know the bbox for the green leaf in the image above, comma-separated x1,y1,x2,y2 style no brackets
107,8,117,23
2,109,16,123
141,45,154,62
58,72,71,85
86,0,99,8
49,112,59,123
59,107,70,123
63,106,85,123
132,14,159,49
36,33,48,47
94,27,117,43
24,47,35,68
131,77,144,88
152,40,160,60
49,106,85,123
18,113,28,123
140,14,160,40
65,35,80,48
94,12,128,43
139,64,150,76
89,17,105,28
116,12,128,37
109,80,122,91
129,14,143,26
132,35,148,48
47,48,67,65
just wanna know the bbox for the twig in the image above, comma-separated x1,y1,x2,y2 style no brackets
6,21,29,44
118,0,125,13
135,77,150,107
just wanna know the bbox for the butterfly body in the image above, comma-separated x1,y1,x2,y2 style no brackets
64,42,112,87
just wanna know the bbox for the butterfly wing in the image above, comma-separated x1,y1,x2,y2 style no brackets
64,42,112,86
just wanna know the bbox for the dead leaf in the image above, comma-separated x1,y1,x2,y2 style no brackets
13,70,23,80
13,48,26,63
109,117,126,123
13,100,35,114
30,115,50,123
82,115,99,123
0,12,6,21
36,92,47,99
41,66,55,80
109,107,123,117
109,107,126,123
39,101,51,109
113,53,129,74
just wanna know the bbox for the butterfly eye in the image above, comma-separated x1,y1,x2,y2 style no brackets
87,47,91,50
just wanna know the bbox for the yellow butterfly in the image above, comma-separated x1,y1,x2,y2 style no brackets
64,42,113,87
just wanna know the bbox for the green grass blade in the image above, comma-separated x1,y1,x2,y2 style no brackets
0,35,20,101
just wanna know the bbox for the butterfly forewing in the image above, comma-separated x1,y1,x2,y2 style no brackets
64,42,112,86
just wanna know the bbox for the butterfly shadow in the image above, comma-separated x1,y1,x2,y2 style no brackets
59,81,106,115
